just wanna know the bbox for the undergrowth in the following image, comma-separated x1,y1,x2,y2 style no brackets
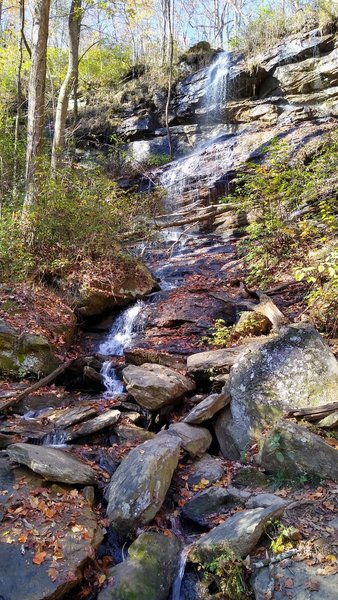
227,131,338,336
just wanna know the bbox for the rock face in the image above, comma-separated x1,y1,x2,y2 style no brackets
0,320,60,379
106,433,181,534
257,419,338,482
189,504,285,563
76,256,158,317
7,443,98,484
169,422,212,458
98,532,181,600
122,363,195,410
219,324,338,457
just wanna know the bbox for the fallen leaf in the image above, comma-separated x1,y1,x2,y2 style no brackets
47,567,59,581
32,551,47,565
284,578,294,589
305,580,320,592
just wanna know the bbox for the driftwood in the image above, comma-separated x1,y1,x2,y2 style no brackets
0,358,74,412
254,293,290,332
285,402,338,421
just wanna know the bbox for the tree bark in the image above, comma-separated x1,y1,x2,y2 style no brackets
22,0,51,213
51,0,82,173
13,0,25,197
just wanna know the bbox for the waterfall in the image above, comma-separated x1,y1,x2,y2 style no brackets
205,51,230,116
98,300,146,396
159,51,231,208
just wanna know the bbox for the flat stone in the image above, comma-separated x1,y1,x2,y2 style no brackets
169,422,212,458
188,454,224,486
317,411,338,428
252,559,338,600
123,363,195,411
187,346,244,375
66,409,121,440
7,443,98,484
112,423,155,444
45,404,98,429
124,347,187,371
257,419,338,482
106,433,181,534
184,392,230,424
246,493,288,509
0,456,103,600
189,504,285,563
182,486,248,526
98,532,181,600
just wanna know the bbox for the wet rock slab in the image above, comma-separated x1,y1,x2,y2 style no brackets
7,443,98,485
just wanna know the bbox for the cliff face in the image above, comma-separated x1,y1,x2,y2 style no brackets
76,26,338,210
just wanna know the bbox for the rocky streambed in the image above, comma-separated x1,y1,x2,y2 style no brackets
0,229,338,600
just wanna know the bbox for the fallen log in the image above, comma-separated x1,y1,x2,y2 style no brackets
285,401,338,421
0,358,74,412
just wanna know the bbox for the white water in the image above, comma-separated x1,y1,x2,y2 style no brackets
160,51,231,205
205,51,230,115
42,431,68,447
171,546,190,600
98,300,146,396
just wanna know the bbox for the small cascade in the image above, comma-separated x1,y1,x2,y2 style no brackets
98,300,146,397
171,546,190,600
42,430,68,447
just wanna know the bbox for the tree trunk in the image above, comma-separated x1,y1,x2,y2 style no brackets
13,0,25,197
165,0,174,159
51,0,82,173
22,0,51,213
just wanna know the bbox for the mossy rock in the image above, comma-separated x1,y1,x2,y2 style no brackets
98,532,181,600
233,311,271,338
0,320,60,379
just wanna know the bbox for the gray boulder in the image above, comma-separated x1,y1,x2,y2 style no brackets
182,486,248,527
0,320,60,379
106,433,181,534
7,443,97,484
189,504,285,563
220,324,338,457
123,363,195,410
188,454,224,486
169,422,212,458
184,392,230,424
98,532,180,600
257,419,338,483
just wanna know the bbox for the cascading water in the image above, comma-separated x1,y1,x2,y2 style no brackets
171,546,190,600
205,51,230,116
98,300,146,396
159,51,231,207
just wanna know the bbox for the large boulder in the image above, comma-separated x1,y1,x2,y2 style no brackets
7,443,98,485
257,419,338,483
189,504,285,564
106,433,181,534
122,363,195,410
98,532,181,600
76,256,158,317
218,324,338,457
0,320,60,379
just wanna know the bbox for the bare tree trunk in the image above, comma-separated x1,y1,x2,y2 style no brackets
165,0,174,159
51,0,82,173
22,0,51,213
13,0,25,197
